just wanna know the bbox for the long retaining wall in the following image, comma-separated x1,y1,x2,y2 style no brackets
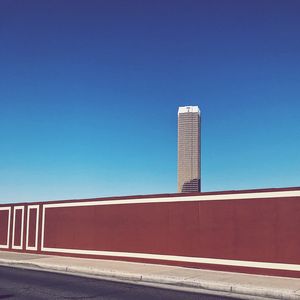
1,187,300,278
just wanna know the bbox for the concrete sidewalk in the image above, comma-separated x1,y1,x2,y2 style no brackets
0,251,299,300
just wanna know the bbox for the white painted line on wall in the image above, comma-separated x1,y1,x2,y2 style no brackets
26,205,39,251
41,247,300,272
41,205,45,255
42,190,300,209
0,207,11,249
12,206,24,250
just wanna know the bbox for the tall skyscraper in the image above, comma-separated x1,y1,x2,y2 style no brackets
178,106,201,193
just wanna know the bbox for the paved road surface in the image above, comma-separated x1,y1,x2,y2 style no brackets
0,266,242,300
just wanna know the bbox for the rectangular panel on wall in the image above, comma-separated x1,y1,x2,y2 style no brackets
0,207,11,249
12,206,24,250
40,189,300,277
26,205,39,250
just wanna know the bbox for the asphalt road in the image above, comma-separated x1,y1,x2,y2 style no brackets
0,266,241,300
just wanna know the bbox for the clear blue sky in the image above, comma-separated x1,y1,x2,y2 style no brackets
1,0,299,203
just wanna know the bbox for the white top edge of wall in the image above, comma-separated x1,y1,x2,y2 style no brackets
178,106,200,114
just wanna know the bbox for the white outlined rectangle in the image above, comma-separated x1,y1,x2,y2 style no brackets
40,190,300,272
26,205,39,251
12,206,24,250
0,207,11,249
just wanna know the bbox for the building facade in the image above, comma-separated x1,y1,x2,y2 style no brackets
178,106,201,192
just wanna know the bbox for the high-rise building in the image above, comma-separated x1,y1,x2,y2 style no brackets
178,106,201,193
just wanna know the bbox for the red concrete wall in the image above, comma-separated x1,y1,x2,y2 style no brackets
1,187,300,278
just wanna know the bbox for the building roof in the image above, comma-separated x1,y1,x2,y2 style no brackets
178,105,200,114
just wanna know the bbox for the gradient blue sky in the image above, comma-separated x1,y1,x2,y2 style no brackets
1,0,299,203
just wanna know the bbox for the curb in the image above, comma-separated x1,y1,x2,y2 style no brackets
0,258,299,300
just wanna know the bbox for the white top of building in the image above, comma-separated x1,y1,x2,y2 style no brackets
178,106,200,115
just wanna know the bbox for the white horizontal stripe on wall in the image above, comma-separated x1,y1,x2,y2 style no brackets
43,190,300,209
40,247,300,272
